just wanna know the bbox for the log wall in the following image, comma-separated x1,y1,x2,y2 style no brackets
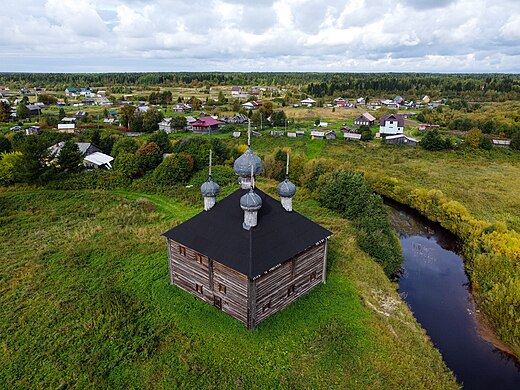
168,238,327,329
168,239,249,326
252,240,326,327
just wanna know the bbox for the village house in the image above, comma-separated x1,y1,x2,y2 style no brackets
49,142,114,169
174,103,192,113
344,132,362,141
492,139,511,147
25,126,40,135
384,134,418,146
191,116,222,134
163,143,332,328
65,88,78,97
26,104,42,116
159,118,173,133
353,112,376,127
310,130,325,139
334,97,348,107
57,123,76,133
301,98,316,107
325,130,337,140
242,101,262,110
380,113,405,135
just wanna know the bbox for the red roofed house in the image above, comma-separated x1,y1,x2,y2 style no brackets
192,116,222,134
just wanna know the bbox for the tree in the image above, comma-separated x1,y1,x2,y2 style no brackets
510,130,520,150
0,136,12,153
421,130,449,151
260,101,274,117
147,131,171,154
58,108,66,120
136,142,162,172
130,112,144,132
99,135,116,155
120,104,136,129
0,101,10,122
172,116,187,131
91,129,101,146
153,153,194,184
112,138,139,157
359,125,372,141
143,107,163,133
270,110,287,127
17,136,49,183
114,152,140,179
16,103,30,120
191,96,201,111
218,90,226,104
466,128,483,147
232,99,241,112
0,151,23,185
57,141,84,173
37,94,57,105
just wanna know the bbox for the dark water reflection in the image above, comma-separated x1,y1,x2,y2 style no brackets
387,200,520,389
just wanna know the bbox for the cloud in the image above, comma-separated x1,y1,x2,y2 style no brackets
0,0,518,72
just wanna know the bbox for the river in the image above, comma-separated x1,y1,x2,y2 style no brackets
387,201,520,389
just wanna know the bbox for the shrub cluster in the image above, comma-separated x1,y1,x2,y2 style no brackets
319,169,403,277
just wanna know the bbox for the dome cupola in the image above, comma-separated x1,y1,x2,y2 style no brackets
200,149,220,211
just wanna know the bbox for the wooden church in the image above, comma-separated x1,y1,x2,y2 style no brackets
162,139,332,329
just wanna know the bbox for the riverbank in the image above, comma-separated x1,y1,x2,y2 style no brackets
387,203,520,388
374,181,520,359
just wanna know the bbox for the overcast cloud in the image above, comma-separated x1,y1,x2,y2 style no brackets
0,0,519,72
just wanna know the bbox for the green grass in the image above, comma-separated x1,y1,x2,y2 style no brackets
0,189,457,389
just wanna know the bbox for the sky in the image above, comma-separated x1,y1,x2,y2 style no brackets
1,0,519,73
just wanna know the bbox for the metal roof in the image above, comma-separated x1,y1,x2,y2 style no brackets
162,188,332,279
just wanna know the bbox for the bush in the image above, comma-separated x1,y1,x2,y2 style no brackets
114,152,140,179
172,137,230,171
465,128,483,147
319,169,403,277
421,130,451,151
153,153,194,185
136,142,162,172
511,130,520,150
190,165,236,187
112,138,139,157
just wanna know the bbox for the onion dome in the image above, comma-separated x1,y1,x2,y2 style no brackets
234,147,263,177
240,189,262,211
277,177,296,198
201,176,220,197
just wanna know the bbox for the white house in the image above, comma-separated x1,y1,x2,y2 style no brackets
310,130,325,139
301,98,316,107
379,113,404,135
83,152,114,169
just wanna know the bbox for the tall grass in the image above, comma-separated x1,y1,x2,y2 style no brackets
0,189,457,388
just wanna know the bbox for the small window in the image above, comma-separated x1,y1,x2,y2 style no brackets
179,246,186,256
196,284,203,294
196,254,203,264
287,284,295,297
309,271,317,282
218,283,226,294
262,301,271,313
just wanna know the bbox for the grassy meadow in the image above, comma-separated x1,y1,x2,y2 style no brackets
0,188,457,388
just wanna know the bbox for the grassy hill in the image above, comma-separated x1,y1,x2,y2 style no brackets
0,189,457,388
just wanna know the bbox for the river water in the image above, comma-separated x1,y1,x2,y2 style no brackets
387,201,520,389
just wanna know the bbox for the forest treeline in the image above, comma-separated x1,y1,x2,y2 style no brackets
1,72,519,101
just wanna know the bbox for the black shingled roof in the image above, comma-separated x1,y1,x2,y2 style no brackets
162,188,332,279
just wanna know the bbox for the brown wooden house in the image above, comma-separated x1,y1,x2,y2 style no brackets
163,145,331,329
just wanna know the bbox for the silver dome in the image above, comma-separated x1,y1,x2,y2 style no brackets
201,176,220,197
240,189,262,211
234,147,263,177
277,178,296,198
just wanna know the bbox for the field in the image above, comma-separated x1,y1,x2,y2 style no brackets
222,136,520,232
0,188,457,389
